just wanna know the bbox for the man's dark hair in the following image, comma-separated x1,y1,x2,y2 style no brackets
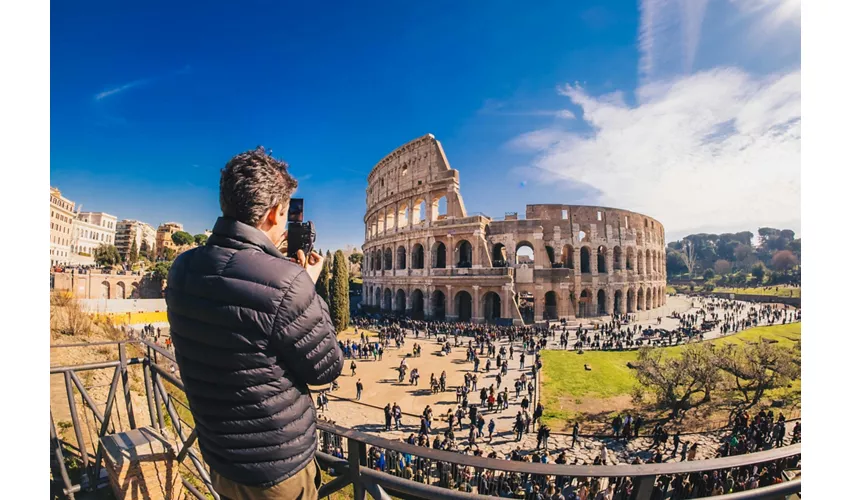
219,146,298,226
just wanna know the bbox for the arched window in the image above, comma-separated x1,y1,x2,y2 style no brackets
492,243,507,267
483,292,502,322
544,291,558,320
597,289,607,315
597,246,608,273
516,242,534,266
455,291,472,321
432,242,447,268
383,248,392,270
411,244,425,269
456,240,472,268
580,247,591,274
395,289,406,313
613,246,622,270
396,246,406,270
562,245,575,269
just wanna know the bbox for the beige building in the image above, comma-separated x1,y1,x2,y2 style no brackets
361,135,667,324
50,187,76,267
156,222,185,257
116,220,157,260
72,212,117,256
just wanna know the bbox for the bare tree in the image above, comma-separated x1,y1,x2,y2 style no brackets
634,343,721,418
716,341,800,413
681,239,697,277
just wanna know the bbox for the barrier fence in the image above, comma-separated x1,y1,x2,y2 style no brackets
50,339,801,500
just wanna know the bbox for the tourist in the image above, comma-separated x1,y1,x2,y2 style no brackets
488,418,496,441
356,379,363,401
350,360,357,376
384,404,392,431
164,147,344,500
572,422,580,448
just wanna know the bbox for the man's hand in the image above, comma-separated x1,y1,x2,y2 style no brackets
294,250,323,283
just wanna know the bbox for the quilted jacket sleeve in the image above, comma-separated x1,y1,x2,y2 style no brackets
271,268,344,386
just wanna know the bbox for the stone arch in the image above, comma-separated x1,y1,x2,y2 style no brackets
375,287,382,307
482,292,502,322
383,288,392,311
375,250,383,271
637,251,644,274
117,281,126,299
377,212,385,234
100,280,111,300
626,247,636,271
578,289,592,318
637,287,645,311
646,249,652,274
614,289,624,314
386,210,395,232
597,246,608,273
431,290,446,320
130,282,140,299
455,290,473,322
516,241,535,266
492,243,507,267
456,240,472,268
613,246,623,270
544,291,558,320
562,244,575,269
411,244,425,269
412,198,426,225
647,287,653,310
396,245,406,270
580,246,591,274
395,289,406,314
383,248,392,271
433,195,448,221
517,292,535,324
397,202,410,228
597,289,607,315
627,288,636,313
411,289,425,320
432,241,447,268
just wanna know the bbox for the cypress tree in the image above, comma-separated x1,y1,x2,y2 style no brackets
316,255,331,302
129,239,139,265
329,249,349,331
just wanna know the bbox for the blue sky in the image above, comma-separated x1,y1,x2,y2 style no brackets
51,0,800,250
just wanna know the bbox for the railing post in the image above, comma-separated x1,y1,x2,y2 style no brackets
64,371,91,487
143,351,157,428
118,343,136,429
347,437,367,500
51,410,76,500
633,474,656,500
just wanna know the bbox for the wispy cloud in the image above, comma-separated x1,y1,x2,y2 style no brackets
479,99,576,119
94,65,191,101
507,0,800,237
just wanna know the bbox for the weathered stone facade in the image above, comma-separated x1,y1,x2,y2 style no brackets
361,134,666,325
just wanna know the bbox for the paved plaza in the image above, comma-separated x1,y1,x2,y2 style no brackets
316,295,798,464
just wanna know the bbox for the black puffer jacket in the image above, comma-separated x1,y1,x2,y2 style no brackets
165,216,343,487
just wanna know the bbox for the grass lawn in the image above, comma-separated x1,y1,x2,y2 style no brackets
540,322,801,430
713,286,800,298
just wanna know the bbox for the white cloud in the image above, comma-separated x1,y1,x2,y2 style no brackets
516,68,800,236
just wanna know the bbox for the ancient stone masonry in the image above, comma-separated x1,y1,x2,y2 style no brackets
362,134,667,325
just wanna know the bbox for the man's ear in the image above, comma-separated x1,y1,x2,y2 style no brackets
267,203,283,226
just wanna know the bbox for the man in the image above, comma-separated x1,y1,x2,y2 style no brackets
356,379,363,401
166,148,344,500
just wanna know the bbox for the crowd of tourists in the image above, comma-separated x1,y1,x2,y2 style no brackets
326,297,801,498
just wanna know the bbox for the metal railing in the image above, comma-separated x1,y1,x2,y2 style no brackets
50,339,801,500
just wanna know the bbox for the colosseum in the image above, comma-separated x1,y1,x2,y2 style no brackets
361,134,667,325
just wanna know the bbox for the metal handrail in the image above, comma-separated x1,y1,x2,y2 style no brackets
50,338,802,500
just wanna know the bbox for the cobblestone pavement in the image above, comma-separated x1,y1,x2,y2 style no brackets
319,296,799,464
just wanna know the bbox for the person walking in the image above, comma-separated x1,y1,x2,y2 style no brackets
165,148,343,500
488,418,496,441
350,360,357,376
356,379,363,401
572,422,580,449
